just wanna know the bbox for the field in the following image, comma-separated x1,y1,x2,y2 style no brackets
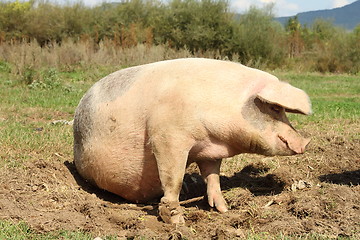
0,64,359,239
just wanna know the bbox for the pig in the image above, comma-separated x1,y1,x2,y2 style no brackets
73,58,311,224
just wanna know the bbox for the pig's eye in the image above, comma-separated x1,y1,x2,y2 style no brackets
271,105,281,113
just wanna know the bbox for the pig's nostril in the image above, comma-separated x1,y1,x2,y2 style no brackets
278,135,305,154
278,135,294,152
278,135,289,147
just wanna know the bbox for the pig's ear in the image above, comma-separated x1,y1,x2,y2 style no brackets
257,81,312,115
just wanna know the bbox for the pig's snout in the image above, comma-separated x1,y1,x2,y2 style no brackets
278,134,310,154
301,138,311,153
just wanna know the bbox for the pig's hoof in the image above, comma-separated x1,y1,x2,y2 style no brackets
216,204,228,213
208,193,228,213
159,199,185,224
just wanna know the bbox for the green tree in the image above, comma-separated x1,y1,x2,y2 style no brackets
346,25,360,73
353,24,360,38
312,19,335,41
89,0,164,46
309,19,351,73
0,0,32,41
155,0,234,53
285,16,304,58
25,2,65,45
62,3,91,39
230,5,286,67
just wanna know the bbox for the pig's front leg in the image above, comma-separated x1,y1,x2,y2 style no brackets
197,160,228,213
151,134,193,224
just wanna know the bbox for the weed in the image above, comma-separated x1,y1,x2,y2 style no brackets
28,68,61,90
0,220,95,240
22,65,36,85
0,60,11,73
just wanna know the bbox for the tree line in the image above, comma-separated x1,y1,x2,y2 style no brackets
1,0,360,73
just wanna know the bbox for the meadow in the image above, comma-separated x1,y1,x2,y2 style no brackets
0,51,359,239
0,0,359,238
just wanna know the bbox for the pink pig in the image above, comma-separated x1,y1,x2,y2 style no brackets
73,58,311,224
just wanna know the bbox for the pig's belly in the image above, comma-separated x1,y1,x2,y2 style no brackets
81,141,163,203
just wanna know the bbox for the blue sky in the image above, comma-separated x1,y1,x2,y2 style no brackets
230,0,357,17
56,0,357,17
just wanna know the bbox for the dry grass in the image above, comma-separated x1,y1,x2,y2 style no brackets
0,40,233,76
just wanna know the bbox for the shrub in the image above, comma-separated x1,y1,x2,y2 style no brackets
0,0,359,74
230,5,287,68
156,0,234,54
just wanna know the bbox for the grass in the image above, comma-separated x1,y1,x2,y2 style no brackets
0,69,99,169
281,72,360,120
0,221,119,240
0,65,359,239
0,221,96,240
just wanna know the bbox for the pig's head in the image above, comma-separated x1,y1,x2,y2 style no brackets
241,80,312,156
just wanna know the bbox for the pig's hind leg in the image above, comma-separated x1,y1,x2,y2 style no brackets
197,159,228,213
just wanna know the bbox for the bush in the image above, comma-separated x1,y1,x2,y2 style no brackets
309,21,360,73
230,5,287,68
156,0,234,54
0,0,359,74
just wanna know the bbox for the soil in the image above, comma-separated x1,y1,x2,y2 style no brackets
0,121,359,239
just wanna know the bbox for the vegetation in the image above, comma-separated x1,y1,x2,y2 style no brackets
0,0,359,239
0,0,359,75
0,221,98,240
1,62,359,239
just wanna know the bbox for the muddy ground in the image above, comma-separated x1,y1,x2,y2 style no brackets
0,121,359,239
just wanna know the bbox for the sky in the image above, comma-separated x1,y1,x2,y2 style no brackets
230,0,357,17
56,0,358,17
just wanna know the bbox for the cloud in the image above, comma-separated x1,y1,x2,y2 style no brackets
84,0,106,7
230,0,253,10
260,0,276,3
332,0,349,8
231,0,299,16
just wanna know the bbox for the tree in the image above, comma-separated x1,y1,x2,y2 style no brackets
285,16,304,58
155,0,234,53
230,4,286,67
312,19,335,41
0,0,32,41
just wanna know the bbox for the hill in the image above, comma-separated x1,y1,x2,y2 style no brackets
275,0,360,30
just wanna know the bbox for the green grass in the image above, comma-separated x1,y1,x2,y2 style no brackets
0,70,99,168
0,73,90,113
0,67,359,239
0,221,119,240
277,72,360,122
0,221,89,240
